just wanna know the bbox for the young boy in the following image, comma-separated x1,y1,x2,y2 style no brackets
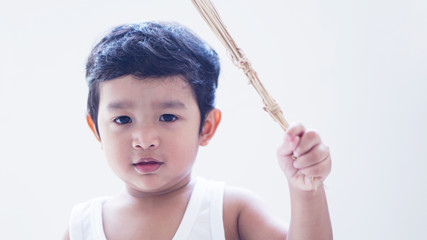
64,21,332,240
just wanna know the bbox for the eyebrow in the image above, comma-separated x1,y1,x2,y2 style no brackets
153,100,187,110
106,101,134,110
106,100,186,110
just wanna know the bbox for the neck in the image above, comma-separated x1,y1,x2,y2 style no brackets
124,175,195,203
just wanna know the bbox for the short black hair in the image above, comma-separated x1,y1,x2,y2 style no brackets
86,21,220,134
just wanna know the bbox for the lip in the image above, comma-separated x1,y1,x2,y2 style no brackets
133,158,164,174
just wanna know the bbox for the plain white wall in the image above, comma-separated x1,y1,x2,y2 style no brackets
1,0,426,239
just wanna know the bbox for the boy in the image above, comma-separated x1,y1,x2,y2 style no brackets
64,21,332,239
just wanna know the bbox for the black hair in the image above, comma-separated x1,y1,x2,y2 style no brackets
86,21,220,134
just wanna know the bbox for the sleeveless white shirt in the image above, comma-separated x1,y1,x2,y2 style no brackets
69,178,226,240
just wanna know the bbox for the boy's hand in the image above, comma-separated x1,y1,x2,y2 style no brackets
277,123,331,191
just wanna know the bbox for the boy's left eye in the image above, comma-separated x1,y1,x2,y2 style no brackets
114,116,132,124
159,114,178,122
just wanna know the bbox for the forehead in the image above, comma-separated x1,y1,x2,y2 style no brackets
98,75,197,109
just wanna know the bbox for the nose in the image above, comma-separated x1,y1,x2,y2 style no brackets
132,124,160,150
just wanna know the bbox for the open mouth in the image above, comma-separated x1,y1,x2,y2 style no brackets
133,161,164,173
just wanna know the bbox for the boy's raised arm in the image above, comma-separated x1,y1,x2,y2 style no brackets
286,184,332,239
232,122,332,239
277,122,333,240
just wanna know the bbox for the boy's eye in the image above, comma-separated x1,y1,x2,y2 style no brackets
114,116,132,124
159,114,177,122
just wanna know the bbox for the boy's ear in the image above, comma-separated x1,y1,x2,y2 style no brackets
86,114,101,142
199,108,221,146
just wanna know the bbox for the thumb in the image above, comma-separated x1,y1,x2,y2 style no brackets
277,134,300,157
277,134,300,177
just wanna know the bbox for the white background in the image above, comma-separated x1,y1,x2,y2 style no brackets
1,0,426,239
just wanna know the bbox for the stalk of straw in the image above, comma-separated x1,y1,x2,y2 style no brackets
190,0,289,132
191,0,322,189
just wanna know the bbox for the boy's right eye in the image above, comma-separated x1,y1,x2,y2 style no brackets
114,116,132,125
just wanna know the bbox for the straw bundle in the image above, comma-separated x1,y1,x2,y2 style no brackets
191,0,289,132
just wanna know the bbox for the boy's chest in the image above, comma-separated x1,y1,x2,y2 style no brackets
103,219,181,240
102,202,187,240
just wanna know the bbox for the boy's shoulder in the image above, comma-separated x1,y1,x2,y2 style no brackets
71,196,111,217
68,196,111,240
223,186,287,239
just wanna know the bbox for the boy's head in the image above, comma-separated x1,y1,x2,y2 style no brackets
86,21,220,135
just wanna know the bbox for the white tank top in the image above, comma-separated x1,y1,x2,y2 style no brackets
69,177,226,240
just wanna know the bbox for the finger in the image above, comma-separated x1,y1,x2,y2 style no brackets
285,122,306,140
277,135,300,158
293,129,321,158
299,155,332,180
293,144,330,169
278,152,299,178
278,122,305,156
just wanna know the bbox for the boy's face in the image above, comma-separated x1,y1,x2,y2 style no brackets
96,75,203,195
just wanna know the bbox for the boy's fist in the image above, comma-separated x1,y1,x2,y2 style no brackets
277,123,331,191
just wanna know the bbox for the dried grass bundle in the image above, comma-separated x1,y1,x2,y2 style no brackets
191,0,289,131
